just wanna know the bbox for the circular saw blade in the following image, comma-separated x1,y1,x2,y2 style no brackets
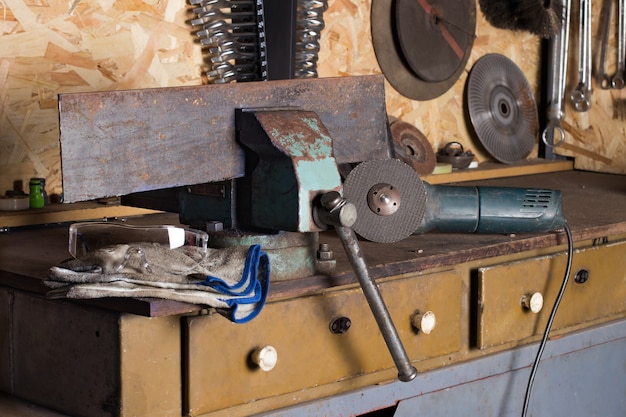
371,0,476,101
343,159,427,243
395,0,471,83
467,53,538,164
390,120,436,176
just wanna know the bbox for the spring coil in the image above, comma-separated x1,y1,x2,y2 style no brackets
190,0,264,83
295,0,328,78
190,0,327,82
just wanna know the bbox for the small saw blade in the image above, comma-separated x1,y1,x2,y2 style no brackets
343,159,427,243
390,120,436,176
467,53,538,164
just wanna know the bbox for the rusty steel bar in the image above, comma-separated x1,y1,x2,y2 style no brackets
58,75,389,203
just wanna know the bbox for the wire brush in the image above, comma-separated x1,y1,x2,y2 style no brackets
479,0,563,38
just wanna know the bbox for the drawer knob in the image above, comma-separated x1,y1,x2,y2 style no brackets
251,346,278,372
521,292,544,314
411,311,436,334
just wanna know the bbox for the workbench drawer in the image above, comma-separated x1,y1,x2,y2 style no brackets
183,269,462,416
475,240,626,349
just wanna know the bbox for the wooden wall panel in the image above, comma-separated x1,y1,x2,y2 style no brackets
0,0,624,200
0,0,204,197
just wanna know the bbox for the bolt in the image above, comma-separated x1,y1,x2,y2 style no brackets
317,243,334,260
320,190,343,211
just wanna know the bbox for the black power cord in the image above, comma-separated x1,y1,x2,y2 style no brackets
522,222,574,417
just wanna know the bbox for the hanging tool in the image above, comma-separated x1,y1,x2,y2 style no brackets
191,0,328,82
613,0,626,88
598,0,614,88
295,0,328,78
478,0,563,38
190,0,266,83
466,54,538,164
598,0,626,89
571,0,593,111
371,0,477,100
542,0,570,148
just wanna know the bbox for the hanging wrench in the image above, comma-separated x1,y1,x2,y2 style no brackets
542,0,571,147
598,0,613,88
612,0,626,88
571,0,592,111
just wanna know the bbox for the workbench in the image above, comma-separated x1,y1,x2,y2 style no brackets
0,170,625,417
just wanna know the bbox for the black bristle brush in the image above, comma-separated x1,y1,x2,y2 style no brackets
479,0,564,38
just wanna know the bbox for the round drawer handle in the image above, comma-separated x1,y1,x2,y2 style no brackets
251,346,278,371
521,292,544,314
411,311,436,334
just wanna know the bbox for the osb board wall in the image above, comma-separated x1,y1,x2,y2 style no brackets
0,0,203,197
318,0,626,175
0,0,623,199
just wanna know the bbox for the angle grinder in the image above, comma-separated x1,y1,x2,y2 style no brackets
343,159,566,243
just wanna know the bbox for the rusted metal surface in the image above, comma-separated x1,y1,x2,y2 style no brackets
59,75,388,203
237,109,342,232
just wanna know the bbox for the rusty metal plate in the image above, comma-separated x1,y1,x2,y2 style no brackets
59,75,389,203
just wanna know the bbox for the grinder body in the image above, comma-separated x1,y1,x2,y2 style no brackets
416,183,566,234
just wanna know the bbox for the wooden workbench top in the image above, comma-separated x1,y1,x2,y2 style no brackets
1,170,625,317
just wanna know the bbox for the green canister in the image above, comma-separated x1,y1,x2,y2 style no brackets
29,178,45,208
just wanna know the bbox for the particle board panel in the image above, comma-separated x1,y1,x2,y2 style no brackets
0,0,204,197
1,0,625,209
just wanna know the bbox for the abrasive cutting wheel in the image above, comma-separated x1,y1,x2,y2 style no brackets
466,53,539,164
343,159,427,243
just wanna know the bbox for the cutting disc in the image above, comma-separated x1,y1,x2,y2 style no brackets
343,159,427,243
390,120,436,176
466,53,538,164
371,0,476,100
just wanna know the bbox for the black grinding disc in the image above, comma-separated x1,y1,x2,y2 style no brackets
343,159,427,243
371,0,476,100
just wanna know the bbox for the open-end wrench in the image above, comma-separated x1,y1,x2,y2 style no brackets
612,0,626,88
543,0,571,147
598,0,613,89
571,0,593,111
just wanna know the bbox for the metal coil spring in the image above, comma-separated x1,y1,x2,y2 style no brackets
295,0,328,78
190,0,264,83
190,0,327,82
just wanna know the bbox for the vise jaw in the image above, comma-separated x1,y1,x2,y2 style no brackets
235,108,342,233
180,109,343,235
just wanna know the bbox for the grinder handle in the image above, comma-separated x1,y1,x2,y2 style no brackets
416,183,566,234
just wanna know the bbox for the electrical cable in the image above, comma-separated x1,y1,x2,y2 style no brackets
521,222,573,417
